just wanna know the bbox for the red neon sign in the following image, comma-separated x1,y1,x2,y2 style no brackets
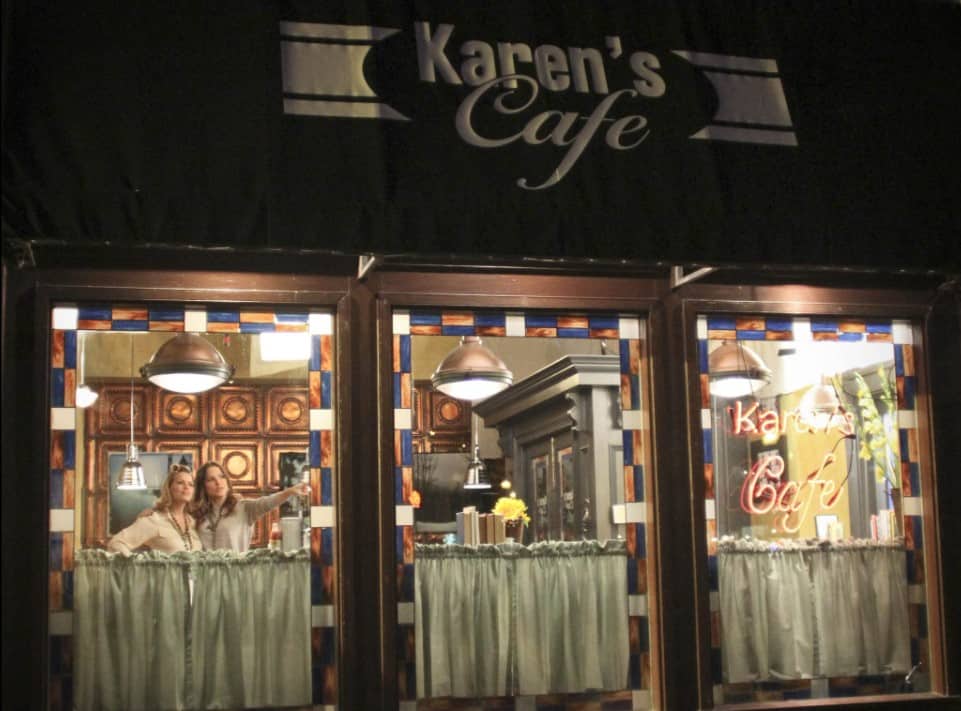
728,400,855,438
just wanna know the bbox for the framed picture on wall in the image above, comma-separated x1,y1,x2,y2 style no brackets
278,451,308,516
108,451,194,534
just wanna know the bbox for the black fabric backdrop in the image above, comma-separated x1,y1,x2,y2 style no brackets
2,1,960,269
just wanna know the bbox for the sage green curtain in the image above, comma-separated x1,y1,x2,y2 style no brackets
190,549,312,709
74,549,311,710
75,550,190,711
719,541,910,682
415,540,628,699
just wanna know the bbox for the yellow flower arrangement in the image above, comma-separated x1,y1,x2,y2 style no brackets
492,496,530,526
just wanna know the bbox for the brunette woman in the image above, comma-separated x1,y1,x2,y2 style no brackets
192,461,310,552
107,464,201,553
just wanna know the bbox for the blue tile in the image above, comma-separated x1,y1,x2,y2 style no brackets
399,335,411,373
638,616,650,653
894,347,905,376
765,318,793,334
148,308,185,322
629,653,641,689
63,331,77,369
619,340,631,376
635,524,646,558
912,517,923,549
239,322,275,333
557,328,589,338
409,311,441,326
320,468,332,505
736,330,766,340
50,469,64,508
51,368,65,407
111,320,147,331
396,525,405,559
588,315,619,331
524,314,557,328
49,636,64,674
475,312,505,327
622,430,633,467
626,558,637,594
395,466,404,504
917,603,928,639
905,550,916,583
78,306,112,321
321,528,333,566
633,465,645,502
708,555,718,592
207,311,239,323
902,376,916,409
62,432,76,469
395,626,410,659
63,570,74,610
910,637,920,666
275,312,308,324
310,431,321,467
866,322,892,334
311,564,323,605
312,666,324,704
710,648,722,685
703,429,713,464
838,332,863,342
784,686,812,700
698,339,709,374
310,335,321,371
50,532,63,570
810,319,838,332
909,463,921,496
393,373,402,409
440,324,475,336
707,316,736,331
321,371,332,408
899,429,910,462
401,430,412,467
401,563,415,602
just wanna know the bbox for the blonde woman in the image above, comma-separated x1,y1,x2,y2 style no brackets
107,464,201,553
192,461,309,552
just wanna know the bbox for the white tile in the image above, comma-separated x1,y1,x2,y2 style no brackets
701,408,713,430
625,501,646,523
311,506,334,528
394,408,412,430
793,317,812,342
396,505,414,526
611,504,626,525
309,312,333,335
633,689,652,710
629,594,648,616
903,497,923,516
710,591,720,612
622,410,643,431
506,312,525,337
392,310,410,335
712,685,725,706
184,310,207,332
310,408,334,431
52,307,78,331
897,409,917,429
618,316,640,340
397,602,414,625
705,499,716,521
49,611,73,636
50,509,75,532
696,315,707,340
909,584,925,604
811,677,829,698
50,408,75,431
893,320,914,345
311,604,335,627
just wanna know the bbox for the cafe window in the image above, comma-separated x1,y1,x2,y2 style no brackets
698,315,931,704
392,309,655,708
47,303,336,710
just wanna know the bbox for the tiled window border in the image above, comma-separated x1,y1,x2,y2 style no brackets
392,309,653,711
47,305,337,710
696,315,926,704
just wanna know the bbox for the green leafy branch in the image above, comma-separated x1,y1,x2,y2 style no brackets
833,367,900,489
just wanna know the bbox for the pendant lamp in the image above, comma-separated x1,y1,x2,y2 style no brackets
75,333,99,409
799,379,842,431
117,336,146,490
431,336,513,402
708,341,772,399
141,333,234,394
464,413,491,490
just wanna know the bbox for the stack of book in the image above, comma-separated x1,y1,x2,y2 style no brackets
455,507,508,544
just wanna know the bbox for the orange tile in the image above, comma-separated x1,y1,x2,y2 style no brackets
309,371,321,408
51,331,64,368
206,322,240,333
629,339,641,374
393,336,401,372
112,308,148,321
624,464,635,502
394,431,402,468
526,327,556,337
707,329,736,340
148,321,183,331
707,519,717,555
50,432,64,469
735,318,764,331
62,533,75,571
310,467,322,506
63,369,76,407
400,373,412,409
410,325,441,335
620,374,632,410
867,332,893,342
63,470,75,508
557,316,589,329
239,311,274,323
77,319,111,330
902,345,915,376
838,321,866,333
320,431,334,468
704,464,714,499
632,430,643,465
320,335,333,371
813,332,838,341
765,330,793,340
403,526,414,563
699,374,710,408
635,559,648,594
907,428,919,462
49,572,62,610
589,328,619,339
476,326,506,337
441,312,474,326
402,467,413,503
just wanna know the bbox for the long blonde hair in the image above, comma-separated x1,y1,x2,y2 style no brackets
154,464,195,512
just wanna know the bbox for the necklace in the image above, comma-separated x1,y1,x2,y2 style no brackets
167,511,194,551
207,504,226,535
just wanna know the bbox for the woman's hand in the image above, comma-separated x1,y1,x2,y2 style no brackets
286,481,310,497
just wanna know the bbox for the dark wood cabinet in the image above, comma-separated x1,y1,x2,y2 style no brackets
411,379,471,454
83,382,308,547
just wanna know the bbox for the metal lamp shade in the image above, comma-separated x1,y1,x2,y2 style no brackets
431,336,513,402
141,333,234,394
464,443,491,490
799,382,842,430
116,442,147,490
708,341,772,398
